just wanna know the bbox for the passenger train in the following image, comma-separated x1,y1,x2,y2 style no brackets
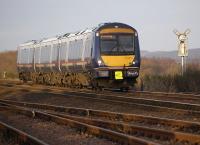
17,22,141,90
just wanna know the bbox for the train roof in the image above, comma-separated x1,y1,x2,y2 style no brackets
41,36,60,43
19,22,136,47
19,40,37,47
96,22,136,31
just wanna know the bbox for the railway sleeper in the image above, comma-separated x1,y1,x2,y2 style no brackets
0,120,48,145
0,105,158,145
1,99,200,136
1,102,200,145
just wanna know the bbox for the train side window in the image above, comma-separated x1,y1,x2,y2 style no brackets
60,42,67,61
22,48,29,64
17,48,20,64
68,40,83,61
76,39,83,60
45,45,51,63
68,41,74,60
84,38,92,59
20,49,23,64
35,47,40,64
52,44,58,62
40,46,44,63
22,48,25,64
40,45,50,63
29,47,34,64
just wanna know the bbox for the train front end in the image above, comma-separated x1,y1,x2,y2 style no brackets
93,23,140,89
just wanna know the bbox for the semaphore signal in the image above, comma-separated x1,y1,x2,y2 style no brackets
173,29,191,75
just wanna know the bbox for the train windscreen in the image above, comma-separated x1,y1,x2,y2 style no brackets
100,34,134,55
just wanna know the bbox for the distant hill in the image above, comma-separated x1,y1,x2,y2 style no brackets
141,48,200,61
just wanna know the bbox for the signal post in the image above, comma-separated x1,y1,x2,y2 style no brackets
173,29,190,75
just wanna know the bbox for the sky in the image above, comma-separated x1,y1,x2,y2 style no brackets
0,0,199,52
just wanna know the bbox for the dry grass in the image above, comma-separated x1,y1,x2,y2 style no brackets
0,51,17,78
140,57,179,76
0,51,199,93
138,58,200,93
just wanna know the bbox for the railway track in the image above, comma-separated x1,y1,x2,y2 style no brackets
0,120,48,145
1,80,200,144
1,79,200,105
56,89,200,111
0,104,157,145
0,99,200,145
1,81,200,113
1,81,200,123
132,91,200,104
1,79,200,101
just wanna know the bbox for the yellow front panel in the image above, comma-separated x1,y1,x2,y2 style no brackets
101,55,134,67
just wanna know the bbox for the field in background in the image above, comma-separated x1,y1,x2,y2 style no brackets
0,50,200,93
139,57,200,93
140,57,179,76
0,51,17,79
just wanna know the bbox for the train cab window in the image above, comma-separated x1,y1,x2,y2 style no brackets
100,35,118,53
100,34,134,55
118,35,134,53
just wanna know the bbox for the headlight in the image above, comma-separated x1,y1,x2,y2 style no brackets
96,33,99,37
98,60,102,66
133,60,139,65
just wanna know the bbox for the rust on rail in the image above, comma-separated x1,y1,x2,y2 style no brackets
1,100,200,144
0,120,48,145
0,105,158,145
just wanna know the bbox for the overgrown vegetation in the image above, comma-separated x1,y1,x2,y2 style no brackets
0,51,200,93
0,51,17,79
139,58,200,93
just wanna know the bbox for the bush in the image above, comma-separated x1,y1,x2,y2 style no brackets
0,51,17,79
174,67,200,92
142,66,200,93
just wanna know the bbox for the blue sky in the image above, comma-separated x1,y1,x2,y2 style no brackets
0,0,199,52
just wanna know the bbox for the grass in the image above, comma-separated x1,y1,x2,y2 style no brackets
0,51,199,93
0,51,17,79
138,58,200,93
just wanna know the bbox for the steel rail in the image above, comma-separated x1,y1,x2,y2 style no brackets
11,88,200,118
1,81,200,112
49,111,200,144
1,79,200,102
0,105,158,145
8,83,200,112
57,90,200,111
1,79,200,100
1,100,200,144
131,91,200,103
1,99,200,135
0,120,48,145
102,90,200,103
135,91,200,99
